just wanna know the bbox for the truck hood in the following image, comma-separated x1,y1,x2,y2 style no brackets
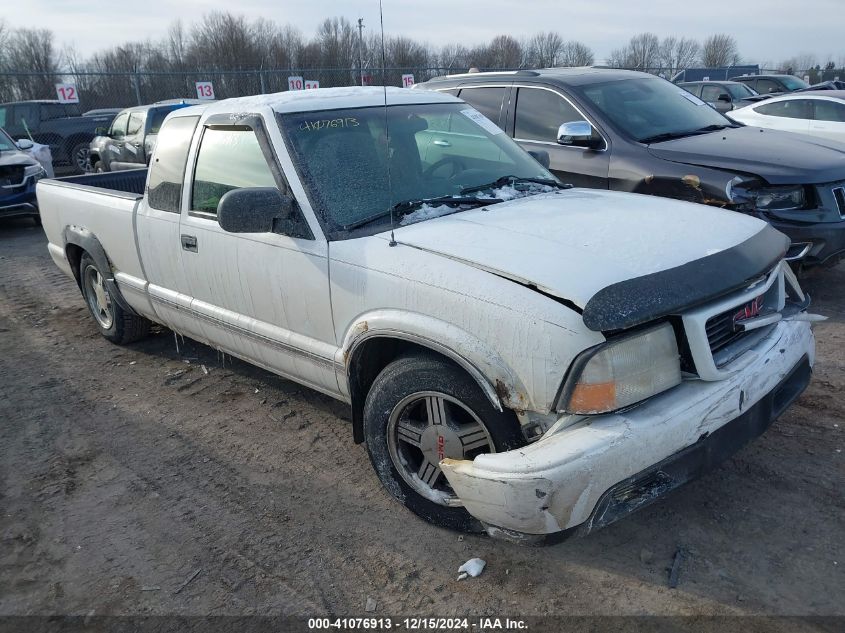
646,125,845,184
0,150,38,167
391,189,787,331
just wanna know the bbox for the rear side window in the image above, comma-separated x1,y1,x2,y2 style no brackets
813,99,845,122
680,84,701,97
458,87,506,127
755,100,811,119
149,107,178,134
147,115,199,213
191,127,277,215
514,87,584,142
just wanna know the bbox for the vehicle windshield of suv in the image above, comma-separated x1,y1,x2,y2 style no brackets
728,83,758,98
0,129,17,152
781,76,810,90
279,102,560,238
580,77,735,143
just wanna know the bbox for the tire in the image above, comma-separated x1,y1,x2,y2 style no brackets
363,352,525,532
69,142,90,174
32,214,42,226
78,252,150,344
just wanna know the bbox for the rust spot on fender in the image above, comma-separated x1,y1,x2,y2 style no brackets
681,174,701,189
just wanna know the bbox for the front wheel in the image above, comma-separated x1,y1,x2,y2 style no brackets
363,353,524,532
79,252,150,344
69,142,89,174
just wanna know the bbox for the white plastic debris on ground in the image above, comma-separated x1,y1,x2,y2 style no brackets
23,142,54,177
457,557,486,580
399,183,559,227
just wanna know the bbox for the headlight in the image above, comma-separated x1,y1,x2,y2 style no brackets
557,323,682,414
751,185,805,211
24,164,46,180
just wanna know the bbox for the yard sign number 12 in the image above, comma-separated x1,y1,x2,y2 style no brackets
55,83,79,104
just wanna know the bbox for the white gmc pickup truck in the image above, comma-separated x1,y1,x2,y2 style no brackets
38,87,817,543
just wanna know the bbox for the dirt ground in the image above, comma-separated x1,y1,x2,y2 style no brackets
0,217,842,620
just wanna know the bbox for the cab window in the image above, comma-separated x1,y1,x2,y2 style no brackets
110,113,129,139
147,116,199,213
191,127,277,215
127,113,145,136
514,87,584,142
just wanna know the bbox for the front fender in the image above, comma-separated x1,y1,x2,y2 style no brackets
338,309,533,413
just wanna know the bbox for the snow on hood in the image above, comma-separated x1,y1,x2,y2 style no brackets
0,149,38,168
399,183,559,226
390,188,769,309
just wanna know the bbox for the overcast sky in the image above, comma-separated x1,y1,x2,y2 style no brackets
7,0,844,65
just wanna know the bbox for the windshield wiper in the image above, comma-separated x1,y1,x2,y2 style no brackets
459,175,568,195
639,124,736,144
343,196,496,231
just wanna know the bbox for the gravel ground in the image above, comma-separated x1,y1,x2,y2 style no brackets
0,217,842,619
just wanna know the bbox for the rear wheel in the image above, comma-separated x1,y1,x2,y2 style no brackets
363,353,524,532
79,252,150,344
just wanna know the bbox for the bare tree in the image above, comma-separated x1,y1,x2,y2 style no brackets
525,31,564,68
558,41,594,67
658,36,699,75
5,28,59,99
701,33,740,67
486,34,522,69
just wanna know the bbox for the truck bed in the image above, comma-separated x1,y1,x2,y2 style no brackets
50,169,148,197
36,169,148,289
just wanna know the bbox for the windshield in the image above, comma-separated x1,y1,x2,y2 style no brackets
727,83,757,98
279,102,556,239
782,76,810,90
0,129,17,151
579,77,734,143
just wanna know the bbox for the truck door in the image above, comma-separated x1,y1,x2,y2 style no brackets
510,86,610,188
103,112,129,171
135,114,204,339
121,112,146,168
178,116,339,396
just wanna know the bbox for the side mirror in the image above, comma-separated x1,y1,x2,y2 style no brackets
557,121,601,149
95,126,108,136
217,187,297,234
717,93,731,102
527,150,550,169
16,139,34,150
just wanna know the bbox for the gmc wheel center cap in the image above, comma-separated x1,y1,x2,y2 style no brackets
420,425,464,462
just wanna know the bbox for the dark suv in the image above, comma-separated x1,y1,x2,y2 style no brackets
0,100,116,173
734,74,810,95
677,81,760,112
415,68,845,266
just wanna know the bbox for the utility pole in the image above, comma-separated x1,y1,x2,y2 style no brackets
357,18,365,86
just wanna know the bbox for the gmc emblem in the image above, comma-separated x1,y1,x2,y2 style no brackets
733,295,764,330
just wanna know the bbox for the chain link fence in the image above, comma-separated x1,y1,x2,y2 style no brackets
0,67,462,112
4,64,844,112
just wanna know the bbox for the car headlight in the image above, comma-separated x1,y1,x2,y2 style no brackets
750,185,806,211
24,164,46,180
557,323,682,414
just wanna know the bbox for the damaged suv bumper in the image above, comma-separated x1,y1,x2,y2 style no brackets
440,320,814,543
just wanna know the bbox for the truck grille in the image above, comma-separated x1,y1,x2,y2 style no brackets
705,294,764,355
0,165,25,187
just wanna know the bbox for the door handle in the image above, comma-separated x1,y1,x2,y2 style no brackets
433,139,451,147
181,234,198,252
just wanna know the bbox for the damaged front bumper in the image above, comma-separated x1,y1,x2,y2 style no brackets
440,320,814,543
